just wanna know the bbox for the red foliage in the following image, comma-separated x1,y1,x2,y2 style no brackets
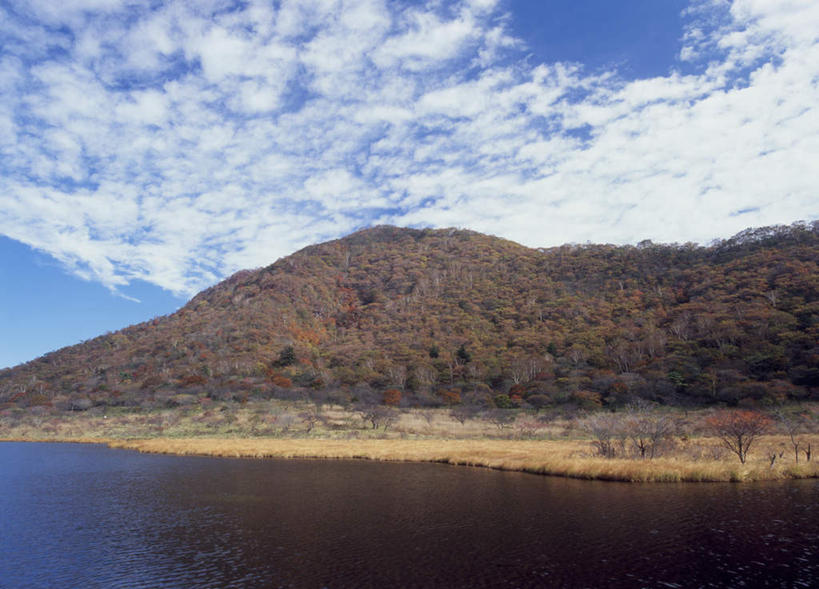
571,390,603,408
180,374,207,386
383,388,402,406
705,410,771,463
271,375,293,388
1,224,816,410
439,389,461,405
509,383,526,395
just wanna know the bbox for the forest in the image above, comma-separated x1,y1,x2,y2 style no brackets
1,222,817,413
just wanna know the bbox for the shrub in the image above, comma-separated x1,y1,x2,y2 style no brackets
439,389,461,405
383,388,402,406
271,375,293,388
571,390,603,409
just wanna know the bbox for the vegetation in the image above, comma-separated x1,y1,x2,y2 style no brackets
705,410,771,464
1,222,817,481
1,222,817,414
2,402,816,482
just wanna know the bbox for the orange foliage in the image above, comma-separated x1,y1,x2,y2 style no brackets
383,388,402,406
290,326,324,345
180,374,207,386
571,390,603,408
705,409,771,463
509,383,526,395
271,375,293,388
439,390,461,405
1,223,817,410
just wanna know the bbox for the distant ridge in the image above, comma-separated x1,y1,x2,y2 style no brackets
2,222,817,411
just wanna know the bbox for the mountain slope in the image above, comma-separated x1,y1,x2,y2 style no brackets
2,223,817,410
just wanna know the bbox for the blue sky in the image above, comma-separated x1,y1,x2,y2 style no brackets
1,0,817,369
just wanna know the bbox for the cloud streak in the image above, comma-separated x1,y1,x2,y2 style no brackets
1,0,817,295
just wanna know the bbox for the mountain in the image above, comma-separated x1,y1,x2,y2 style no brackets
2,223,818,411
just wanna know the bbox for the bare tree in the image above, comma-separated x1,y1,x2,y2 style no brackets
515,418,547,439
580,412,626,458
378,406,399,432
774,408,808,463
386,364,407,388
358,404,399,431
450,404,479,425
418,410,435,426
483,409,515,431
299,408,323,434
413,364,438,389
705,410,771,464
624,405,679,459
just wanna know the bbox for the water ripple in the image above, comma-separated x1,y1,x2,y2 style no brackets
1,443,817,588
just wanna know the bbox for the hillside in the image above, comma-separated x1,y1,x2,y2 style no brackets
1,223,817,411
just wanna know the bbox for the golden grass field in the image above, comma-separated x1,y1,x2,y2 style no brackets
104,436,819,483
2,402,817,483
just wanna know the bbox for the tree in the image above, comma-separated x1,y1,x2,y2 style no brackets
382,388,402,406
450,404,479,425
526,393,552,411
358,404,399,431
623,405,679,459
299,408,323,433
276,345,296,367
386,364,407,388
705,410,771,464
580,412,625,458
484,408,515,430
774,408,809,463
456,344,472,364
439,389,461,405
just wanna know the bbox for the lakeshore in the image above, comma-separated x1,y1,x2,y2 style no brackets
2,402,816,483
2,435,817,483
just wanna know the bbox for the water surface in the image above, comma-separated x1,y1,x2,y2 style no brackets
1,442,816,587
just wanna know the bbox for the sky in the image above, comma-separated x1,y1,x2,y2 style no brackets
1,0,817,369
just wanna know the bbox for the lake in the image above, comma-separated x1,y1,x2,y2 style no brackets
1,442,817,587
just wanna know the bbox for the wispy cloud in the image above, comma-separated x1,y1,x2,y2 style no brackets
0,0,817,296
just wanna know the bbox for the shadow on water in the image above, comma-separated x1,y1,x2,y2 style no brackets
1,442,817,587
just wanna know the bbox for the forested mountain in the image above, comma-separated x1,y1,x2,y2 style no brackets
2,223,817,411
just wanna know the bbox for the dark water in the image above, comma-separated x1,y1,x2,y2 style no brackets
1,443,817,588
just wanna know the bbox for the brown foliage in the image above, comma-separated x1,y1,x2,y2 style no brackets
271,375,293,388
1,223,817,409
382,388,402,406
180,374,207,387
438,389,461,405
705,410,771,463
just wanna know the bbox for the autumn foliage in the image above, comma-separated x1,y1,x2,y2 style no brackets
382,388,402,406
705,410,771,463
270,375,293,388
1,223,817,410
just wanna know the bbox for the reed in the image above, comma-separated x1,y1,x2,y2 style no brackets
104,437,819,483
3,403,816,483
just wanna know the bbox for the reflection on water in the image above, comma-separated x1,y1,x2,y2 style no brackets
1,442,817,587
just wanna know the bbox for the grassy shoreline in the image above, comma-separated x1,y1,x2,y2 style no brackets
2,402,816,483
3,435,817,483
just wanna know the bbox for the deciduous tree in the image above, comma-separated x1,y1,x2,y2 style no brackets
705,410,770,464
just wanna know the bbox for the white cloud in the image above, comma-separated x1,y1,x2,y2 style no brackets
372,7,477,69
0,0,817,297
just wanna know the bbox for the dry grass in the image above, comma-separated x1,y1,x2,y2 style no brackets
0,402,567,440
3,402,817,483
101,436,819,483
